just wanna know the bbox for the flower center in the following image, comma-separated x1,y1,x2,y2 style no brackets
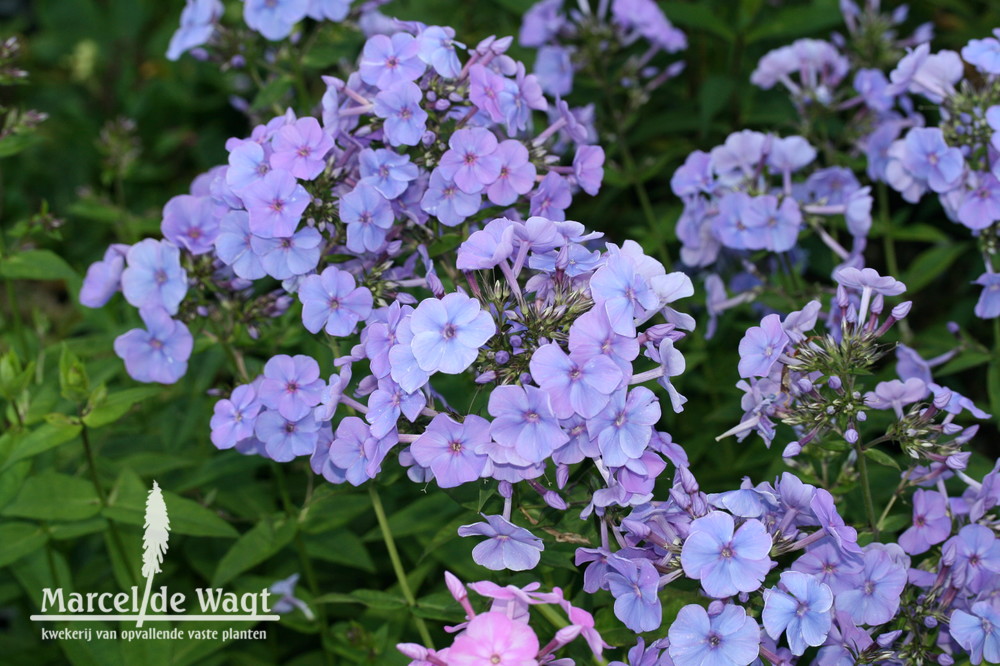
708,633,721,648
720,545,733,559
524,411,540,423
155,269,168,284
270,198,285,212
442,323,457,339
450,440,463,453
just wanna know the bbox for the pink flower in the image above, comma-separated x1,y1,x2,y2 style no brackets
449,611,539,666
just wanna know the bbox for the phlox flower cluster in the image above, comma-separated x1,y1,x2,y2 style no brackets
873,36,1000,319
721,266,988,464
518,0,686,111
397,572,608,665
166,0,356,59
83,20,703,579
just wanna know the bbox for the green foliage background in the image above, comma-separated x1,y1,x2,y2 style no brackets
1,0,999,664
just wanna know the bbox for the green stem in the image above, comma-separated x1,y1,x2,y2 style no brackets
878,182,911,342
272,464,334,666
368,484,434,648
855,443,879,540
618,138,669,266
81,423,137,587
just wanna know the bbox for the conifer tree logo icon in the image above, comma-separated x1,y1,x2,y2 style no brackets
136,480,170,628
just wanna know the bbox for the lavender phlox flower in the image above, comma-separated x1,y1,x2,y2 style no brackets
864,377,928,418
410,292,495,375
900,127,964,193
835,546,906,626
681,511,772,598
763,571,834,655
529,171,571,221
529,342,622,418
416,25,462,78
942,524,1000,592
898,489,951,555
298,266,373,336
589,253,659,337
951,601,1000,665
410,414,490,488
667,603,761,666
341,182,394,253
241,169,311,238
359,32,424,90
420,169,482,227
605,553,661,632
211,384,261,449
488,384,567,464
438,128,501,195
457,514,543,571
121,239,188,315
249,226,321,279
113,306,193,384
258,354,325,421
80,244,129,308
167,0,223,61
738,314,790,378
587,387,659,468
255,409,320,462
243,0,307,41
161,194,220,255
373,81,428,147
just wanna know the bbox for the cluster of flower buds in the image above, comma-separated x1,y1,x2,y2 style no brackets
718,267,988,467
518,0,686,112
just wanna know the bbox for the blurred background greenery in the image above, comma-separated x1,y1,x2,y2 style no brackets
2,0,999,664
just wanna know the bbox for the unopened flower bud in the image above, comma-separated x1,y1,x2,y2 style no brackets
543,490,567,510
828,376,842,390
845,429,859,444
498,481,513,498
783,441,802,458
444,571,467,602
891,301,912,319
870,293,884,315
396,643,429,660
856,411,867,421
938,654,954,666
494,350,510,365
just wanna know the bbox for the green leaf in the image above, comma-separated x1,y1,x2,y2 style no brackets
864,447,900,470
103,468,237,538
349,589,407,610
0,521,48,567
59,344,90,402
252,75,293,112
304,529,374,572
1,422,82,471
428,233,462,257
2,473,100,521
661,4,735,41
878,513,911,534
0,249,78,282
901,243,969,294
0,132,41,158
362,492,461,541
212,515,297,587
83,387,162,428
937,351,991,376
745,0,842,43
989,360,1000,423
